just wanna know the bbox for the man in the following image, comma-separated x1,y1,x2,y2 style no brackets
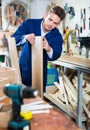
12,6,66,92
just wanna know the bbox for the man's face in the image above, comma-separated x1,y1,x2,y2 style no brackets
43,12,61,32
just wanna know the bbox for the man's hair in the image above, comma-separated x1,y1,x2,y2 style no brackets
50,6,66,21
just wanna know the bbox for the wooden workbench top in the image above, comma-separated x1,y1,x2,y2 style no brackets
52,54,90,74
0,97,81,130
59,55,90,68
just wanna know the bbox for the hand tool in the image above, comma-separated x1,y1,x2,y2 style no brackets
75,24,80,37
89,18,90,30
80,8,83,33
83,8,86,30
3,83,38,130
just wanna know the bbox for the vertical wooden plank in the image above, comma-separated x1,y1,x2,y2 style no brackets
7,37,22,84
32,36,43,97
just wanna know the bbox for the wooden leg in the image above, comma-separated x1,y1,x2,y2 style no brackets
86,119,90,130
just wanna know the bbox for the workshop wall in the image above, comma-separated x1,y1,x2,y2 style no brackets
1,0,31,30
53,0,90,56
30,0,52,18
55,0,90,37
1,0,90,36
1,0,53,30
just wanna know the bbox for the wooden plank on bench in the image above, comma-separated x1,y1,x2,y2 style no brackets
32,36,43,97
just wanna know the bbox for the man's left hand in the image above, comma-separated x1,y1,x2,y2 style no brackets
42,37,52,52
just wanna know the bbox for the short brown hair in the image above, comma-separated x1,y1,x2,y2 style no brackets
50,6,66,21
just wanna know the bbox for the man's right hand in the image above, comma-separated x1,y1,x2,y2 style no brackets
25,33,35,45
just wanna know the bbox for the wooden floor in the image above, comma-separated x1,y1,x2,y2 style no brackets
0,108,81,130
31,108,81,130
0,97,82,130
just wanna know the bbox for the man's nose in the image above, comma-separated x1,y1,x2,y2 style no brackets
49,21,54,26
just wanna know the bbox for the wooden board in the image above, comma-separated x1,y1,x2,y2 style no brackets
59,55,90,69
32,36,43,97
7,37,22,84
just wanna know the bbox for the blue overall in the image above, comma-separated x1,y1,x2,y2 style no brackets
12,18,63,92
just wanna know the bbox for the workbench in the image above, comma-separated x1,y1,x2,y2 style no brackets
44,54,90,128
0,97,81,130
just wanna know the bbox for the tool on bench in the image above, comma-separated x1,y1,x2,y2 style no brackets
3,83,38,130
89,18,90,30
75,24,80,37
83,8,86,30
80,8,83,33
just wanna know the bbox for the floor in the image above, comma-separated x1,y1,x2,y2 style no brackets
44,97,89,130
0,97,82,130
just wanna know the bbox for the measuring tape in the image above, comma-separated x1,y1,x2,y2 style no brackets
20,111,33,120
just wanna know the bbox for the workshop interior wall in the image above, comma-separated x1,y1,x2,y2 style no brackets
0,0,90,36
54,0,90,55
55,0,90,37
1,0,52,30
1,0,31,30
30,0,52,19
0,0,90,55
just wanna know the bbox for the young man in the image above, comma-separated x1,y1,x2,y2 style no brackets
12,6,66,92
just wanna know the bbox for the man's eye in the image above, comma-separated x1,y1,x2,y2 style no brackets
48,18,52,21
54,22,58,25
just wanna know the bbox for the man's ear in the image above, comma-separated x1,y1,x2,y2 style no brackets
43,13,48,19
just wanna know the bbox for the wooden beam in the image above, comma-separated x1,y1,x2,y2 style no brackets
7,37,22,84
32,36,43,97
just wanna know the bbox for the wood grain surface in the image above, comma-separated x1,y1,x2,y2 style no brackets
32,37,43,97
0,97,81,130
31,108,81,130
60,55,90,68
